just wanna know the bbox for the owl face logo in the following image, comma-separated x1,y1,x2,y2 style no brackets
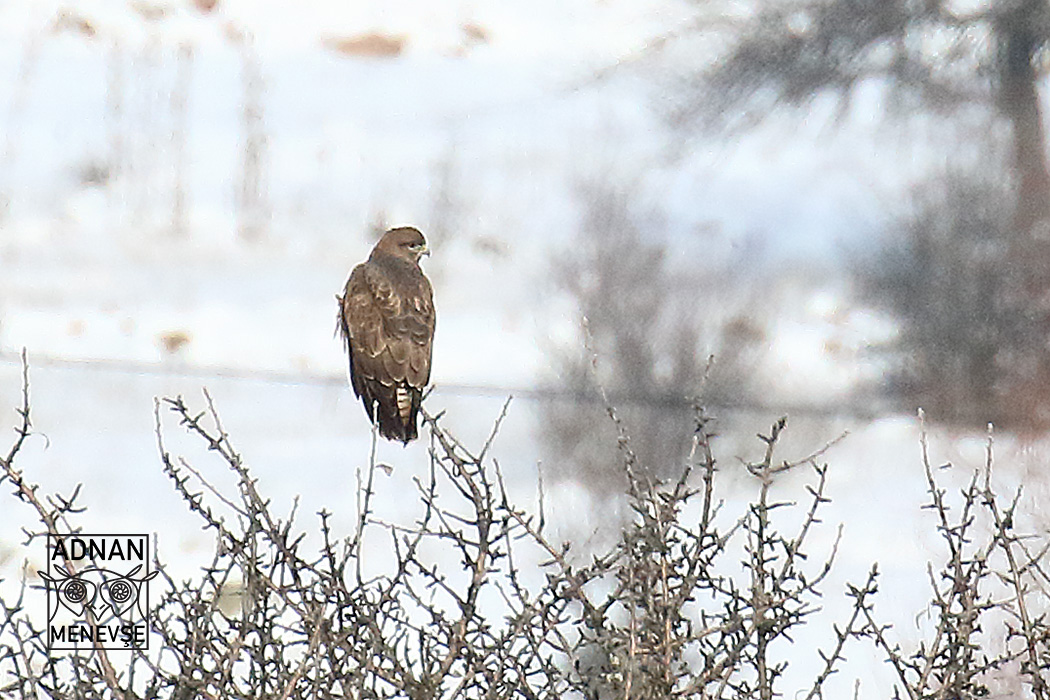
40,565,158,623
44,534,156,651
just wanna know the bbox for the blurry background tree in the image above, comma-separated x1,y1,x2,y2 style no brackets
679,0,1050,431
856,167,1035,427
541,181,765,494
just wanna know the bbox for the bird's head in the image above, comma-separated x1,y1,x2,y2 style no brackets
375,226,429,263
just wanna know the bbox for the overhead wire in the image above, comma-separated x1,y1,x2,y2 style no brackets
0,350,883,419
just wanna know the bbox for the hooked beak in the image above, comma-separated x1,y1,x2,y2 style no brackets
420,246,430,258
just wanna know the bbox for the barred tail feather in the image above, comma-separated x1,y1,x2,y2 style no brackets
368,382,420,444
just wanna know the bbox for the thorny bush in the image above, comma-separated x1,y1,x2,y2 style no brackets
1,353,1049,698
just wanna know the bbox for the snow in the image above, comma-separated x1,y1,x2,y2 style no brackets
0,0,1047,695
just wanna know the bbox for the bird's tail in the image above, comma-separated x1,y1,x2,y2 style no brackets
373,385,420,444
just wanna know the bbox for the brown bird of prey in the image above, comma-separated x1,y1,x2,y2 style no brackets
337,227,435,443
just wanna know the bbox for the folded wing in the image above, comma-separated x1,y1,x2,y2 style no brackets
338,261,434,443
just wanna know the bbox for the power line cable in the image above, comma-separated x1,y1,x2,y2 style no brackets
0,350,884,419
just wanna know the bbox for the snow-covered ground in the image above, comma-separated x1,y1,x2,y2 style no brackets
1,0,1048,695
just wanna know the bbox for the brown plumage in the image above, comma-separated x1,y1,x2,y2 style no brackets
337,227,435,443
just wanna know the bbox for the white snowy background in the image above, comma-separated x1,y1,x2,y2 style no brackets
1,0,1048,695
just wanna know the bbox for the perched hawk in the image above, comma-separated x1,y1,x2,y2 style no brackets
337,227,435,443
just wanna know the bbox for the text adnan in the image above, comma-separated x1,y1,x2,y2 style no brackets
51,537,145,562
